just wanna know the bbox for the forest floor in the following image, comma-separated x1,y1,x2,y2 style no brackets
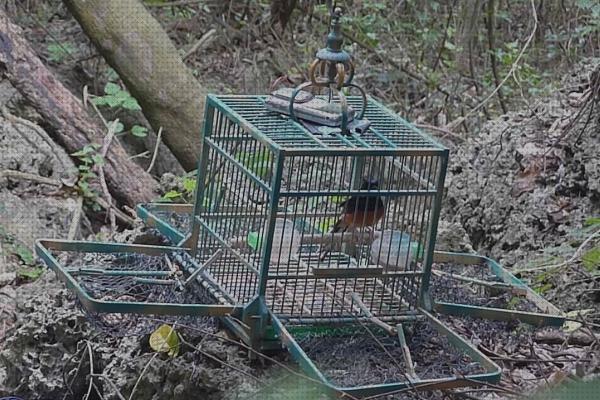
1,3,599,400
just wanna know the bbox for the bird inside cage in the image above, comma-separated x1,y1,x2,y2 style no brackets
319,178,385,261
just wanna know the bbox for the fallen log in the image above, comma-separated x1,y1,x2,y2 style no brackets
0,10,159,207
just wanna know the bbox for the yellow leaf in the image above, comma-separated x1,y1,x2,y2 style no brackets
562,309,594,333
149,324,179,357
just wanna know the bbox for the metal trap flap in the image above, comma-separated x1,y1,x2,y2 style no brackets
35,239,241,319
271,310,501,398
430,251,565,327
136,203,565,328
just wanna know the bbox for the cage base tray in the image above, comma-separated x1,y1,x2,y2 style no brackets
271,310,501,397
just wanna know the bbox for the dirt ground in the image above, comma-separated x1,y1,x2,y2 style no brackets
1,4,599,400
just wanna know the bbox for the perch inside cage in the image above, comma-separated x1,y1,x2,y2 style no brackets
35,2,565,397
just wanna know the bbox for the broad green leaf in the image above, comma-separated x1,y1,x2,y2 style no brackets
162,190,182,199
247,231,261,251
106,68,119,81
104,82,121,95
71,145,95,157
584,217,600,226
182,178,196,193
105,96,122,108
131,125,148,137
47,43,75,62
149,324,179,357
109,120,124,133
91,154,105,166
113,90,130,100
582,247,600,272
13,244,34,265
17,267,44,280
121,97,142,111
91,96,110,106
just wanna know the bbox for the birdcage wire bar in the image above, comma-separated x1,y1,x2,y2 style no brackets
184,94,448,324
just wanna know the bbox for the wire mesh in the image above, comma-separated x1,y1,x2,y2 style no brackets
293,322,485,387
190,95,448,323
53,249,217,336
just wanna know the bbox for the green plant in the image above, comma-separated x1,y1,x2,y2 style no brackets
582,247,600,273
17,267,45,280
47,42,76,63
235,149,272,179
159,171,202,204
71,143,103,208
91,83,148,138
149,324,179,357
0,226,44,280
92,82,141,110
13,243,34,265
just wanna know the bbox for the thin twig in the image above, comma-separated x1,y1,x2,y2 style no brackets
128,352,158,400
0,169,62,187
179,336,263,383
448,0,538,129
97,121,118,232
83,341,95,400
68,197,84,240
146,127,163,173
129,151,151,160
183,29,216,60
95,197,136,226
516,227,600,273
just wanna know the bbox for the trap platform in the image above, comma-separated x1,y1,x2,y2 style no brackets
36,94,564,397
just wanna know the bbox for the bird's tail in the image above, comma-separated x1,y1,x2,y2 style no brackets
319,218,348,261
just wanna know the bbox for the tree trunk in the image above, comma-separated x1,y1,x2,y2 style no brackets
456,0,482,75
63,0,207,171
0,10,159,207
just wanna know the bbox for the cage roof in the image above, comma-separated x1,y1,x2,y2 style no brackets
209,94,447,153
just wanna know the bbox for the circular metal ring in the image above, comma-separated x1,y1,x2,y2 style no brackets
269,75,293,92
330,85,350,134
288,81,315,123
308,59,320,86
343,83,367,120
343,60,355,86
335,63,346,89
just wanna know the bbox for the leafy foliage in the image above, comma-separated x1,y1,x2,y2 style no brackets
71,143,103,208
235,149,272,180
0,227,43,280
92,82,142,111
582,247,600,273
47,42,75,63
17,267,45,280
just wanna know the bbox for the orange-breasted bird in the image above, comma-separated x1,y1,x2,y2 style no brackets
320,178,385,260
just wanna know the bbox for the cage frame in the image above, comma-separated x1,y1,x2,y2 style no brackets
181,94,451,338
